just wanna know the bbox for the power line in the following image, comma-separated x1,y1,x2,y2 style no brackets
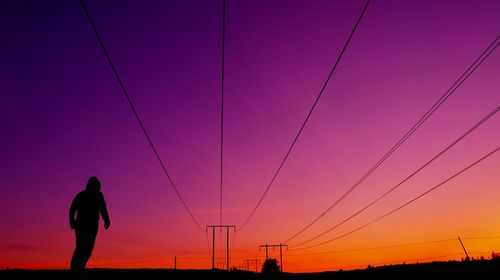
293,145,500,250
285,36,499,243
287,238,457,256
463,236,500,240
287,236,500,256
220,0,226,227
238,0,372,232
79,0,204,231
291,105,499,247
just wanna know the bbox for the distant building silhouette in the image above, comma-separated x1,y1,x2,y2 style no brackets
69,176,110,272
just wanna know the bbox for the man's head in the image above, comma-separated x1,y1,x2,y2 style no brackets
86,176,101,192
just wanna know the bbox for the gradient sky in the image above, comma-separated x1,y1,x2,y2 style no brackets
1,0,499,272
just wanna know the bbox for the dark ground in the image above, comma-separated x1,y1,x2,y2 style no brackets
2,259,500,279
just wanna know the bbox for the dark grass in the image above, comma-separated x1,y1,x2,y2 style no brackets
2,259,500,279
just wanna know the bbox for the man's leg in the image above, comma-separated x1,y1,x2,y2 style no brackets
80,226,98,269
70,227,84,272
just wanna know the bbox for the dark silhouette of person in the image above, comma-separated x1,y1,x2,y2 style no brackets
69,176,110,272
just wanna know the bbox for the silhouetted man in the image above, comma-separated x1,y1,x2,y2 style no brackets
69,176,110,272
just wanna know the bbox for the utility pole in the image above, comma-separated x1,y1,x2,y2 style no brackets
206,225,236,270
259,243,288,272
174,256,176,270
458,236,470,261
244,259,260,273
259,243,269,260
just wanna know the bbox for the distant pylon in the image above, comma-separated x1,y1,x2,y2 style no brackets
259,243,288,272
207,225,236,270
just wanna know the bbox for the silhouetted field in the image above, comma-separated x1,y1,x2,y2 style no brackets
2,259,500,279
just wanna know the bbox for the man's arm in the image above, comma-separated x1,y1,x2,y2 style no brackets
69,194,79,229
99,193,110,230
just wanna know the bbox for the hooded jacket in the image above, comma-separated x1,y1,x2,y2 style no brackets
69,177,110,228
